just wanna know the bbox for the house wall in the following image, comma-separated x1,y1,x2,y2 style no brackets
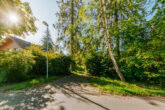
0,39,20,50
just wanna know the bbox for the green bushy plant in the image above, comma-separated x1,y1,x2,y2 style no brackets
0,45,75,83
120,42,164,84
49,55,74,75
27,45,74,76
26,45,47,76
0,50,35,83
85,52,116,77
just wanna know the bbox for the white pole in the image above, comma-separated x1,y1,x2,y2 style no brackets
46,27,49,78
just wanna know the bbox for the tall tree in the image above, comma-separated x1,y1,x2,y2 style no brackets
106,0,145,60
55,0,82,55
100,0,125,81
42,25,54,51
70,0,74,55
0,0,37,38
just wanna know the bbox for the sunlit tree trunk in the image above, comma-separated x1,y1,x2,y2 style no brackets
101,0,125,82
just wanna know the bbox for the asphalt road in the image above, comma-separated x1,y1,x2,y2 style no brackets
0,75,165,110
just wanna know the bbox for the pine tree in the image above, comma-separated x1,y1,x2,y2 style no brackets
42,26,54,51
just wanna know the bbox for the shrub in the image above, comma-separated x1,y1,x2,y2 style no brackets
49,55,74,76
27,45,47,76
27,45,74,76
0,50,35,83
120,45,165,84
120,56,146,81
85,52,116,77
0,45,74,83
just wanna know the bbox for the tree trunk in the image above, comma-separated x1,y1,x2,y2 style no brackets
101,0,125,82
114,5,120,60
116,36,120,59
70,0,74,55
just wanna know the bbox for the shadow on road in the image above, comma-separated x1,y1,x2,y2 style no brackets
0,75,111,110
138,96,165,107
0,74,164,110
0,86,57,110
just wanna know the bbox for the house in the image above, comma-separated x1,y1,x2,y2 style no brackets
0,37,31,51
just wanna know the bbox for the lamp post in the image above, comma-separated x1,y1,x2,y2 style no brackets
43,21,49,78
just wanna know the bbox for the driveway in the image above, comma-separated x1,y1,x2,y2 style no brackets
0,75,165,110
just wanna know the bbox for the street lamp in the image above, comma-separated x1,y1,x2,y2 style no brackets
43,21,49,79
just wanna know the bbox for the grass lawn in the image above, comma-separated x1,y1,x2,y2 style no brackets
83,75,165,96
73,67,165,96
0,76,63,91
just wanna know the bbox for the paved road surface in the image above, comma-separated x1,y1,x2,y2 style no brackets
0,75,165,110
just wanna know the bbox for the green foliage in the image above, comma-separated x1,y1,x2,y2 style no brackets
55,0,82,55
26,45,47,76
27,45,74,76
56,0,164,84
0,45,74,83
86,75,165,96
120,41,164,85
0,0,37,37
85,52,116,77
49,55,75,76
117,6,165,86
0,50,35,83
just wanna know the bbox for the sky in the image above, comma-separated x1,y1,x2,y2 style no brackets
21,0,59,45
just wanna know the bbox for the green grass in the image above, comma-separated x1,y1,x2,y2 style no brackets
83,75,165,96
73,66,86,74
1,76,63,91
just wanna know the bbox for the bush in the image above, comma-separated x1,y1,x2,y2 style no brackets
27,45,74,76
0,50,35,83
120,57,146,81
120,45,165,84
85,52,116,77
27,45,47,76
0,45,75,83
49,55,74,75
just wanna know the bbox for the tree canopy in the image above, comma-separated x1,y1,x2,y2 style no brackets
55,0,165,82
0,0,37,38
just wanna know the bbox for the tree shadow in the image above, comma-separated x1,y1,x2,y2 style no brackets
47,74,111,110
51,74,165,108
138,96,165,107
55,85,111,110
0,86,57,110
0,74,111,110
0,74,164,110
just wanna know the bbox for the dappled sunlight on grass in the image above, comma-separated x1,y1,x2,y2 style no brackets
84,76,165,96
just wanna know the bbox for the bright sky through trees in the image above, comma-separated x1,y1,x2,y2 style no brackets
7,13,20,24
20,0,156,45
21,0,59,44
